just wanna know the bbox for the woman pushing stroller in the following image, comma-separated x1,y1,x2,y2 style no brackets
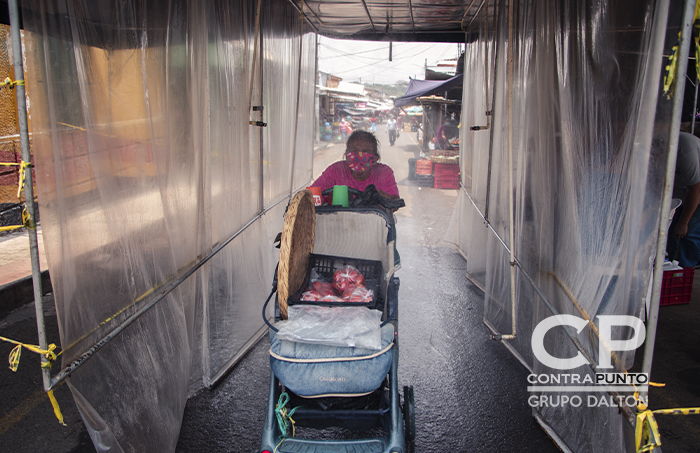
313,130,400,202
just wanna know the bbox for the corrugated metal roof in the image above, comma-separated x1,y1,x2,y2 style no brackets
289,0,489,43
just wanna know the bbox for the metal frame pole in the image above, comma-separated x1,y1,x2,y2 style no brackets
8,0,51,392
642,0,695,379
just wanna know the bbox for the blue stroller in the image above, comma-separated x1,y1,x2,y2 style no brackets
259,189,415,453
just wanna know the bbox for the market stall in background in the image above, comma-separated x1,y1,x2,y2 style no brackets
396,77,463,190
317,74,394,142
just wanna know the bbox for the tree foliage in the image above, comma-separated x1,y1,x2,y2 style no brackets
364,81,409,98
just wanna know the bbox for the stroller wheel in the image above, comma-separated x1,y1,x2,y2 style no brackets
403,385,416,442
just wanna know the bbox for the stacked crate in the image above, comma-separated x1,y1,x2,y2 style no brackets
415,158,434,187
433,163,460,189
660,267,694,306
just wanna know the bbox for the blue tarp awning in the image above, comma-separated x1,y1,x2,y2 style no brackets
393,73,463,107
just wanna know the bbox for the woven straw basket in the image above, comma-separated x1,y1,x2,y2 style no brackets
277,189,316,319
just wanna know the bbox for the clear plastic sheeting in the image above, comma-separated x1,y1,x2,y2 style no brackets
275,306,383,350
21,0,315,451
449,0,681,451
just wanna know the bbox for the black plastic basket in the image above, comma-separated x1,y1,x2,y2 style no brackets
288,253,383,310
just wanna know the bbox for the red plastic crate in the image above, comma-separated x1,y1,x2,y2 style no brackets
433,175,460,189
433,162,460,176
660,267,694,306
416,159,433,175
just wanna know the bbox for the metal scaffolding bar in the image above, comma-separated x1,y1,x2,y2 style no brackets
642,0,694,381
8,0,50,392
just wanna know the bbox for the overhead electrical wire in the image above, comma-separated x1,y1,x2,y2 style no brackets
318,38,459,83
319,43,456,84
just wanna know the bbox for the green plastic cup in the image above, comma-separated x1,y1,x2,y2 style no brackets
332,185,349,207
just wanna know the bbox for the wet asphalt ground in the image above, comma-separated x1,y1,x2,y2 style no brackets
4,128,699,452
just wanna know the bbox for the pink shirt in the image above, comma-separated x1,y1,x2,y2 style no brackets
313,161,400,197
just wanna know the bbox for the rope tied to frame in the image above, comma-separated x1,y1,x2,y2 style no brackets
0,77,24,90
275,392,300,438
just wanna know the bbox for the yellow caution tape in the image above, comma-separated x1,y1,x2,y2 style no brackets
0,77,24,90
47,390,66,426
634,389,700,452
0,336,58,372
22,206,35,230
17,161,32,198
56,122,86,131
694,0,700,81
663,33,680,99
636,408,662,452
1,337,65,425
665,1,700,100
0,206,35,232
653,407,700,415
0,160,33,199
0,159,36,232
0,224,25,232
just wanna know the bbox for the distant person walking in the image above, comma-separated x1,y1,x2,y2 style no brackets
386,116,397,146
340,118,351,142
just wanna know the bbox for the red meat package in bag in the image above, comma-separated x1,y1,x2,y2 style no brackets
341,285,374,302
300,290,321,301
312,280,336,297
333,265,365,294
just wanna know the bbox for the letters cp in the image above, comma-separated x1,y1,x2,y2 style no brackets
531,315,645,370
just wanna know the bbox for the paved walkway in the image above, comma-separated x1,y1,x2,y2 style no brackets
0,227,47,288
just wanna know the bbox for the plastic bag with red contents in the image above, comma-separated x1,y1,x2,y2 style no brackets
312,280,336,297
300,290,320,301
341,285,374,302
333,265,365,294
300,269,336,301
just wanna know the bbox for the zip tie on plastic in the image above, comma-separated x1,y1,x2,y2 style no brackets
1,336,58,372
0,77,24,90
275,392,300,438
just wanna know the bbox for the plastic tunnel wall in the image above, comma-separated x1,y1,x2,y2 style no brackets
19,1,315,451
450,0,684,451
